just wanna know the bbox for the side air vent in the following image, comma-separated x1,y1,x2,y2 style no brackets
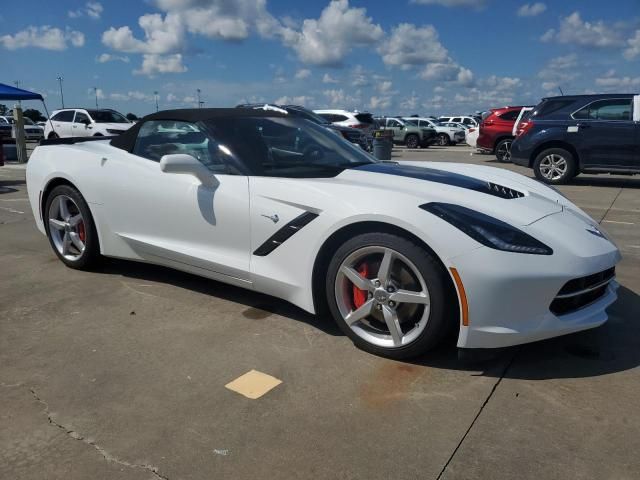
253,212,319,256
486,182,525,199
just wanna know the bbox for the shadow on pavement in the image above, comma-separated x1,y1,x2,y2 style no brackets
98,259,639,379
99,258,342,337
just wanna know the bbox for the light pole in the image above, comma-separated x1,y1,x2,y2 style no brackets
93,87,99,109
196,89,202,108
154,91,159,112
57,76,65,108
14,80,21,106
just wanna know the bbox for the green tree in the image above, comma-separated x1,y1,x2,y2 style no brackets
126,113,139,121
23,109,46,122
0,104,7,115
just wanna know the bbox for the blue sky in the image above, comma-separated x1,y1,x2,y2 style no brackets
1,0,639,116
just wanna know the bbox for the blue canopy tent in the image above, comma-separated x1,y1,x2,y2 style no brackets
0,83,44,101
0,83,47,163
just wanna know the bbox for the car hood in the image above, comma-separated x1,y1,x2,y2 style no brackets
335,161,566,226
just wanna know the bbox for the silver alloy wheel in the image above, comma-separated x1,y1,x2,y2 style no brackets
496,140,512,161
539,153,567,181
438,134,449,146
334,246,431,348
48,194,86,261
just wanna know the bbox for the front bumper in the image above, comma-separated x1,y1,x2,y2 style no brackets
451,213,621,349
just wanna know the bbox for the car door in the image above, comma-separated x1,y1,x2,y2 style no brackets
49,111,74,137
71,111,92,137
98,120,252,285
572,98,636,169
386,118,404,141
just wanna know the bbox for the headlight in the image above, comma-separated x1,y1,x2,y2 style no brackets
420,202,553,255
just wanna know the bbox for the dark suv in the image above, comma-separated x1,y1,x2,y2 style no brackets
511,94,639,184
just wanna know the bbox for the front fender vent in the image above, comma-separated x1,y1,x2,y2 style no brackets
486,182,525,199
253,212,319,257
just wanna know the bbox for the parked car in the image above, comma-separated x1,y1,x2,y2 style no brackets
512,107,533,136
465,126,480,148
44,108,133,139
27,108,621,359
512,94,640,184
375,117,436,148
237,103,370,151
402,117,465,146
0,117,12,139
437,116,479,128
0,115,44,141
313,109,377,136
477,106,530,162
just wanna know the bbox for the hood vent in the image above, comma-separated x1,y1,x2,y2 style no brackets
486,182,525,199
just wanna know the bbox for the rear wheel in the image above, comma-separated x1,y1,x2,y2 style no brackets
48,132,59,139
326,232,454,359
495,139,513,162
405,134,419,149
437,133,449,146
533,148,577,185
44,185,101,269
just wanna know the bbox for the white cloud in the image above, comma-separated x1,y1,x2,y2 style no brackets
517,3,546,17
69,2,103,19
400,92,419,111
378,24,448,67
294,68,311,80
378,81,393,94
102,13,184,54
624,30,640,60
166,93,179,102
595,71,640,89
351,65,370,87
541,12,625,47
274,95,314,106
134,54,187,76
88,88,105,100
421,62,474,86
410,0,484,7
368,96,391,111
547,53,578,70
97,53,130,63
279,0,383,66
482,75,521,91
0,26,84,50
322,88,361,108
322,73,339,84
537,54,578,92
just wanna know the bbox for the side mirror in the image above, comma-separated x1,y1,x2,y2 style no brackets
160,154,217,188
81,119,91,126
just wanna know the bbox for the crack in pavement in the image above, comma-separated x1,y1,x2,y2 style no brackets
598,186,625,224
28,386,170,480
435,349,519,480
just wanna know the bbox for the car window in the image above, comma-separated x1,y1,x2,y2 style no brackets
452,117,462,123
74,112,90,124
404,119,418,126
462,118,474,125
86,109,130,123
498,110,520,121
132,120,232,173
573,99,632,121
387,119,402,127
533,99,574,117
203,117,375,178
354,113,374,124
332,114,349,122
52,111,75,122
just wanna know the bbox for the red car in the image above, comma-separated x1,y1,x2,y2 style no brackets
477,106,528,162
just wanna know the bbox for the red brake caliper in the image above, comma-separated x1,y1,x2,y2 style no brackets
77,221,86,242
352,263,370,309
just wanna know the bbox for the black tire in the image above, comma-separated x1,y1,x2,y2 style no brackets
44,185,101,269
533,148,577,185
437,133,449,146
325,232,455,359
93,133,104,137
48,132,59,139
495,139,513,163
405,134,419,149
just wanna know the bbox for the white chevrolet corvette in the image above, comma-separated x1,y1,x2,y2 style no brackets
26,109,621,359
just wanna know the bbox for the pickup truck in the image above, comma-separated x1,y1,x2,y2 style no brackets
511,94,640,184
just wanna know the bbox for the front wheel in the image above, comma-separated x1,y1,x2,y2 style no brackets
48,132,59,139
437,133,449,146
495,139,513,162
533,148,577,185
405,134,419,149
326,232,454,359
44,185,101,269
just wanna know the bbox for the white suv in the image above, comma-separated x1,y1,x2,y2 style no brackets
402,117,465,146
313,109,376,134
437,115,479,128
44,108,132,139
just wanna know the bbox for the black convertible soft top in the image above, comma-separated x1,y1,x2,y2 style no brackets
111,108,287,152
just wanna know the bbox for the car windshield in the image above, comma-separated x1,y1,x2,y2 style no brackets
203,116,376,178
87,110,130,123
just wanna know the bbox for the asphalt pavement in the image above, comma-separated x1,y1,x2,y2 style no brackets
1,145,639,480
